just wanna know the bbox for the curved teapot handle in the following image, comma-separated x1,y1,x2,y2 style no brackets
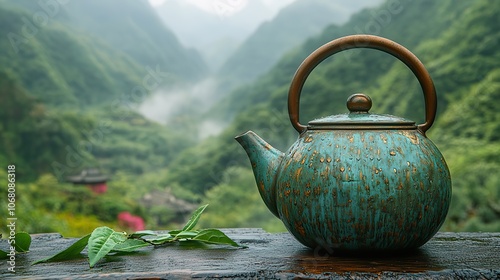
288,34,437,135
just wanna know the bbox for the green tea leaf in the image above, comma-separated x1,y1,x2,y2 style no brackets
88,227,127,267
181,204,208,231
173,231,199,240
32,234,90,265
128,230,156,239
192,229,240,247
111,239,150,252
168,230,181,235
145,233,173,245
14,232,31,253
0,249,8,259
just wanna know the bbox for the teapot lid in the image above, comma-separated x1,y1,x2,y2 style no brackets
307,94,416,130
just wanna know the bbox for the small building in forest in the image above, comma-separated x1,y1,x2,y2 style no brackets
66,168,108,194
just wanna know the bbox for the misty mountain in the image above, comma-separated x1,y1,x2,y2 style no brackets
153,0,275,70
139,0,384,129
7,0,208,83
0,3,143,107
216,0,356,93
0,2,195,178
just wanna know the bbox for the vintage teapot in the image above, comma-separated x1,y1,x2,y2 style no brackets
235,35,451,252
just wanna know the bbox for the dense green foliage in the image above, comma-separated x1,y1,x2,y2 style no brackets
435,69,500,231
0,3,144,108
5,0,207,84
0,70,92,179
0,1,198,236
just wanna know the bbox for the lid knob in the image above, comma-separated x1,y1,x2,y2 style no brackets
347,93,372,113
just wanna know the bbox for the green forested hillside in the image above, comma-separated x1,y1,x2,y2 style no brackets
434,69,500,231
0,3,193,175
5,0,208,84
60,0,208,82
217,0,349,93
0,4,143,108
0,70,90,179
168,0,500,231
0,2,200,236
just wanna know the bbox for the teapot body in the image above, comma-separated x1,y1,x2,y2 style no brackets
235,35,453,253
276,129,451,251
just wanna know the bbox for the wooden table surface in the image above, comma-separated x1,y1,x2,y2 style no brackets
2,229,500,279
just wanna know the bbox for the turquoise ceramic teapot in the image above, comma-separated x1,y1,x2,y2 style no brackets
235,35,451,252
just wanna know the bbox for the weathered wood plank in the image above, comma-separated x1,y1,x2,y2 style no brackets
2,230,499,279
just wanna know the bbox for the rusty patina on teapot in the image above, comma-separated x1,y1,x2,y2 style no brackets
235,35,451,252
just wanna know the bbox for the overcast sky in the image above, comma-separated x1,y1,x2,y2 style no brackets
148,0,296,16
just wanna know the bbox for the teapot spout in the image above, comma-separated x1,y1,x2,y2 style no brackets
235,131,284,217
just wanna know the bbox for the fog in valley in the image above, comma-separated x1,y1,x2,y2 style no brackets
140,0,384,138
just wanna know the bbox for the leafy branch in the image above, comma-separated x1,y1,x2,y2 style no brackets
20,204,244,268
